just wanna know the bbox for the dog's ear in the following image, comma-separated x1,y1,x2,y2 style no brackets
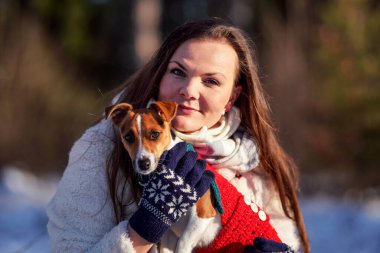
150,101,178,122
105,103,133,127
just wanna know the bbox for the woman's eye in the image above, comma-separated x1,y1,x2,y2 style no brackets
150,130,160,140
170,68,186,77
124,131,135,143
204,78,220,86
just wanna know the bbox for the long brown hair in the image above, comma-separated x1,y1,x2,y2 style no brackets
107,18,310,253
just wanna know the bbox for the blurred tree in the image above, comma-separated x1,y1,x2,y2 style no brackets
0,5,101,174
29,0,137,90
134,0,161,65
244,0,380,192
1,0,379,193
254,0,311,163
308,0,380,188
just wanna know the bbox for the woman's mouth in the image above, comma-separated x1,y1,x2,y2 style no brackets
178,105,199,115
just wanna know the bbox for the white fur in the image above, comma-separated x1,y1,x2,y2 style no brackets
135,115,159,175
171,206,221,252
46,119,138,252
136,115,142,136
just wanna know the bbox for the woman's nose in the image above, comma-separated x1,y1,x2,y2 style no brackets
179,78,200,100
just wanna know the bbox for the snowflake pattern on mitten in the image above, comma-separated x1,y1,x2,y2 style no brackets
140,165,199,225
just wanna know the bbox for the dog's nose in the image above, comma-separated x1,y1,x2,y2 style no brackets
138,158,151,171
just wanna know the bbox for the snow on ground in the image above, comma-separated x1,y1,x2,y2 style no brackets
1,167,380,253
0,167,57,253
302,196,380,252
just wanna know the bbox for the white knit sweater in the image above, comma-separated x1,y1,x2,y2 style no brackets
46,119,300,252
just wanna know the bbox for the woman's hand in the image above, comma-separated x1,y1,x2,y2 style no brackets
129,142,214,244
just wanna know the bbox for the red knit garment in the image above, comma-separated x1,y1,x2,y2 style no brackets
195,163,281,253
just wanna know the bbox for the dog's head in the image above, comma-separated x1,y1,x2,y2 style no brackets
106,101,177,175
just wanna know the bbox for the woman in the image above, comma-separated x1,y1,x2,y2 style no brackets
47,18,310,253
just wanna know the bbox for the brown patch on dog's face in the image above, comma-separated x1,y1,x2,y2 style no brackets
118,115,139,161
138,110,172,160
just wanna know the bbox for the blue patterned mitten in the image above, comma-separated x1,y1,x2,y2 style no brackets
129,142,214,243
243,237,296,253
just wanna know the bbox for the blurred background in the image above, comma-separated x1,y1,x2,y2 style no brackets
1,0,380,252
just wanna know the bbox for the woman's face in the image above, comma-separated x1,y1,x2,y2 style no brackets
158,39,241,133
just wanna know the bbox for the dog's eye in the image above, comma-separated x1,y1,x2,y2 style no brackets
124,131,135,143
150,130,160,140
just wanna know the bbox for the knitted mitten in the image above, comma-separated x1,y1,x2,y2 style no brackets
129,142,214,243
243,237,296,253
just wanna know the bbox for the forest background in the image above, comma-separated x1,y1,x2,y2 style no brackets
1,0,380,202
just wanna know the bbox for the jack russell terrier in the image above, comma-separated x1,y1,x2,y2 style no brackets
106,100,222,253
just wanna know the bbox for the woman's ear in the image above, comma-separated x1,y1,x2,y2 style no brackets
225,85,242,112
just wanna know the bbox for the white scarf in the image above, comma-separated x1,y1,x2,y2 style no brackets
172,106,260,173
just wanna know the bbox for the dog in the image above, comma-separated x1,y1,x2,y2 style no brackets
106,100,222,253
